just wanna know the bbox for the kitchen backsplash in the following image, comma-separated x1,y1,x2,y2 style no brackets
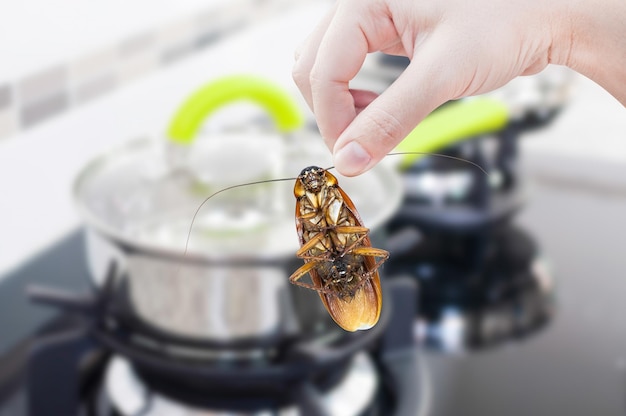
0,0,309,140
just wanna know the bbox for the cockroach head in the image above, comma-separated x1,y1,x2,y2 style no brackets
299,166,326,193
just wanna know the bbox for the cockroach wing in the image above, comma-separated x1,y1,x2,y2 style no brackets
319,270,383,331
330,186,383,330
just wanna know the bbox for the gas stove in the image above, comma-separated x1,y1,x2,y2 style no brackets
3,152,626,415
0,237,423,416
0,235,423,416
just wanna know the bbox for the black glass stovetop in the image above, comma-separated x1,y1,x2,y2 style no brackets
2,153,626,416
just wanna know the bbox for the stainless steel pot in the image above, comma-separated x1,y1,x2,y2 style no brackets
73,75,404,343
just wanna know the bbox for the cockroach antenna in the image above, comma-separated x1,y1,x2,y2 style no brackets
323,151,490,176
182,150,488,259
386,151,490,176
182,176,297,258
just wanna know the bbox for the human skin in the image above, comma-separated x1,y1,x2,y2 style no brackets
292,0,626,176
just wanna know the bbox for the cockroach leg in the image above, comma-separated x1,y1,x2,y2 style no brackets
298,211,318,220
295,233,327,258
351,246,390,272
332,226,370,255
288,261,329,292
350,246,389,259
333,226,369,234
289,259,360,296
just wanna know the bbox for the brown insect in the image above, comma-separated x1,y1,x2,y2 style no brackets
289,166,388,331
182,153,488,332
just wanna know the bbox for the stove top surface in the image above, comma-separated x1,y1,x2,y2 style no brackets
423,155,626,416
2,154,626,416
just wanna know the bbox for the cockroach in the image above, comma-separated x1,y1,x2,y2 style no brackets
289,166,387,331
182,152,488,332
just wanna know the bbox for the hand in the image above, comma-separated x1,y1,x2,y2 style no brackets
293,0,626,176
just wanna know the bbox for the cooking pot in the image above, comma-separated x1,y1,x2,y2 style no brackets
74,75,404,343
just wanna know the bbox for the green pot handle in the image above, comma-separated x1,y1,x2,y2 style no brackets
167,74,305,145
395,98,509,168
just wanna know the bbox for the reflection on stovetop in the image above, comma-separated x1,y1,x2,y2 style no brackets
421,158,626,416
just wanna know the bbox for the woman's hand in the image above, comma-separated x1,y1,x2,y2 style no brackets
293,0,626,176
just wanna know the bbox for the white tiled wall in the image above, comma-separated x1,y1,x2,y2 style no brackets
0,0,311,138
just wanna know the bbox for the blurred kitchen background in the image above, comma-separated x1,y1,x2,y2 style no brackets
1,1,626,415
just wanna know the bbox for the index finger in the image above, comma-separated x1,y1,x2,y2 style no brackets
309,7,370,147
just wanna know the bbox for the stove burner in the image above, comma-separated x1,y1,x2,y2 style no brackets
26,268,423,416
386,225,555,352
104,352,378,416
380,123,555,352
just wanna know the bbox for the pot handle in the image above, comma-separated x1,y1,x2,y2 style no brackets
167,74,305,145
394,98,509,169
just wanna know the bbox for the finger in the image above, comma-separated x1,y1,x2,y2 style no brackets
292,3,338,112
309,2,389,150
333,33,456,176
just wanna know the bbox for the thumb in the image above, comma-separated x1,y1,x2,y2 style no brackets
332,36,455,176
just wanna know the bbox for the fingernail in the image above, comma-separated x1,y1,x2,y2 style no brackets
333,141,371,176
